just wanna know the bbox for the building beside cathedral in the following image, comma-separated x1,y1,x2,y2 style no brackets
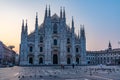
87,42,120,65
19,6,87,65
0,41,17,66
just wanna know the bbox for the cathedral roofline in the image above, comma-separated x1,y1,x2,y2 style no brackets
51,13,59,19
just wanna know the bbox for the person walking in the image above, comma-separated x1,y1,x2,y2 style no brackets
72,63,75,69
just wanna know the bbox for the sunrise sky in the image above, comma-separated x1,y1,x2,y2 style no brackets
0,0,120,53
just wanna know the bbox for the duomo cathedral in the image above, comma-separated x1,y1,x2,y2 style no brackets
19,6,87,65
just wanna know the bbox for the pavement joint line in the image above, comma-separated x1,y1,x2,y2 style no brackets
86,75,113,80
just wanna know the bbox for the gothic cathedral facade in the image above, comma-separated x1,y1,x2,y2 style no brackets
19,6,87,65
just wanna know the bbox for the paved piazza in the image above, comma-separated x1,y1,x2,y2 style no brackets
0,66,120,80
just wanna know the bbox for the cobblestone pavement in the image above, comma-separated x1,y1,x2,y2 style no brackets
0,66,120,80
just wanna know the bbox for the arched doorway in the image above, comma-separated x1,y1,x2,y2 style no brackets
118,61,120,65
53,54,58,64
88,61,90,64
118,59,120,65
29,57,33,64
39,57,43,64
76,57,79,64
67,57,71,64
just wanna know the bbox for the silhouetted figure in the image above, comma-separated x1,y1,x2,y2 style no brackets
72,64,75,69
61,64,64,69
63,64,64,69
90,69,92,76
60,64,62,69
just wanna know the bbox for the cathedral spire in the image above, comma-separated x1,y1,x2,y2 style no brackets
71,16,74,33
80,24,85,38
35,12,38,29
60,7,62,19
72,16,74,28
80,24,86,65
21,19,25,44
36,12,38,18
80,25,83,37
35,13,39,63
82,25,85,37
108,41,112,50
45,5,48,18
63,7,66,19
22,19,24,33
25,19,28,33
48,5,51,17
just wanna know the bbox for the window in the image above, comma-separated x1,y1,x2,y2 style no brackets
53,23,57,34
67,47,70,53
39,57,43,64
107,57,109,62
40,47,43,52
67,57,71,64
54,39,57,45
76,57,79,64
67,38,70,44
40,36,43,43
29,46,33,52
76,48,79,53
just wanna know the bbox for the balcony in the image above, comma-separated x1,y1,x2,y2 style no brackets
52,45,59,50
52,34,59,37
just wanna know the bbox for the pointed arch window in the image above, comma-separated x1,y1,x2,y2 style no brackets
67,57,71,64
53,23,57,34
67,47,70,53
67,38,70,44
29,46,33,52
40,36,43,43
76,48,79,53
54,39,57,45
40,47,43,52
76,57,79,64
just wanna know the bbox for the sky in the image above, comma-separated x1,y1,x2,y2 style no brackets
0,0,120,53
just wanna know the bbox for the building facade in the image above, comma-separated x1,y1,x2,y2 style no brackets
87,42,120,65
19,6,87,65
0,41,17,66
